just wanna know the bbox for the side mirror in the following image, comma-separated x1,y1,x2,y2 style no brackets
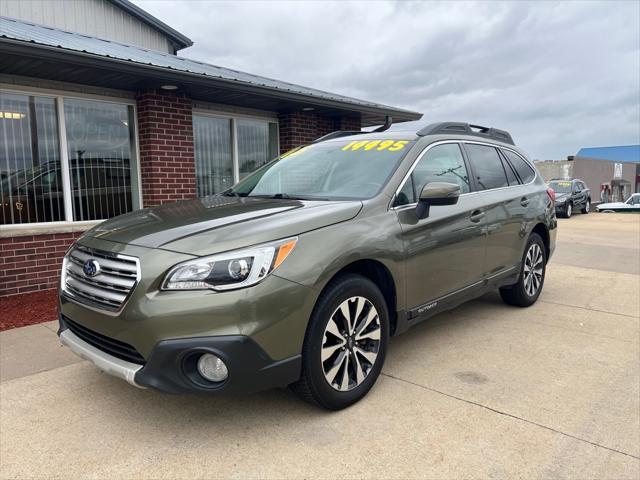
416,182,460,219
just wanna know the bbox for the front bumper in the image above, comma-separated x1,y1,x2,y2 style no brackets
59,327,144,388
58,315,301,394
554,202,568,214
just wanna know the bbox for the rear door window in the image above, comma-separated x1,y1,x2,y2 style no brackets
502,150,536,184
464,144,509,191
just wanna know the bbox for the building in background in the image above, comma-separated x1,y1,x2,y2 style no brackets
0,0,421,300
533,159,574,182
572,145,640,203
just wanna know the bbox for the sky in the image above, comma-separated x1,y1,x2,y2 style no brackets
136,0,640,160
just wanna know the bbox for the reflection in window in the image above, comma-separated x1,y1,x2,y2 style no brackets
395,144,471,207
64,99,138,221
237,119,279,179
194,115,279,196
0,92,63,224
193,115,233,196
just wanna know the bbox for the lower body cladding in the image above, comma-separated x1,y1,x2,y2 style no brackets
58,315,301,394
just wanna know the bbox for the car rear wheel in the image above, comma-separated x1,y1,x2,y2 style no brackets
500,233,546,307
291,274,389,410
581,200,590,214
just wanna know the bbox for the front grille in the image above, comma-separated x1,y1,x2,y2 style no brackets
62,245,139,312
63,316,145,364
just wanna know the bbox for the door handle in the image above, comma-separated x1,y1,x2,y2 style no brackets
470,210,485,223
520,197,530,207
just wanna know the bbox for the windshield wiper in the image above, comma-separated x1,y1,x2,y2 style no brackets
250,193,330,201
221,190,244,198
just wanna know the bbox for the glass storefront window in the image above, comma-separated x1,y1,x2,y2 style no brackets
1,92,63,224
237,119,279,179
193,115,233,196
0,90,139,225
194,113,278,197
64,99,137,221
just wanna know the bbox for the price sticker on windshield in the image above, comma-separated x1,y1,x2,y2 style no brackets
342,140,408,152
280,146,307,159
556,181,571,187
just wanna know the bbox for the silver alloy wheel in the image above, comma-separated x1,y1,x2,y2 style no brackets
585,201,590,212
523,243,544,297
321,296,381,392
566,203,572,217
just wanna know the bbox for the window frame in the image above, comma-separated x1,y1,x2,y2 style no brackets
499,147,537,185
391,140,474,210
192,109,279,190
462,141,537,191
0,85,142,231
461,143,511,192
390,140,538,211
497,149,521,186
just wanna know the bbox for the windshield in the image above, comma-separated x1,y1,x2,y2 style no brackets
226,138,414,200
549,181,572,194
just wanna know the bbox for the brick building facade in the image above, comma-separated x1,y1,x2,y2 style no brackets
0,91,365,297
0,3,420,306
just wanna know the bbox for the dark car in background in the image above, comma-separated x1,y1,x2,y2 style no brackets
549,178,591,218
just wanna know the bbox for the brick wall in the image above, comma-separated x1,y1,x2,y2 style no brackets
1,232,82,296
278,112,361,153
136,90,197,207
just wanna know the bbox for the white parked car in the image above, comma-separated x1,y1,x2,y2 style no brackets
596,193,640,212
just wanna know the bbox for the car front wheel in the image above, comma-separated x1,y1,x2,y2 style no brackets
564,202,572,218
291,274,389,410
500,233,546,307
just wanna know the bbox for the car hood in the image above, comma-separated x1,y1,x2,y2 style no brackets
83,196,363,256
554,193,570,201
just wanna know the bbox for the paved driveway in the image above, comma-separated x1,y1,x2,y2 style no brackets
1,213,638,479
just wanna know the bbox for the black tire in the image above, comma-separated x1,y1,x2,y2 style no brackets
564,202,573,218
291,274,389,410
499,233,546,307
581,199,590,214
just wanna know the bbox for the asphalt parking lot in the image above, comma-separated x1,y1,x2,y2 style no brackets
1,212,639,479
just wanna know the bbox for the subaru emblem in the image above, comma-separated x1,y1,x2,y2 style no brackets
83,259,101,277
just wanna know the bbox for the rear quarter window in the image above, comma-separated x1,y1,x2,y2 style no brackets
502,150,536,184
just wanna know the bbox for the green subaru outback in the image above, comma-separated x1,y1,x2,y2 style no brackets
58,122,557,410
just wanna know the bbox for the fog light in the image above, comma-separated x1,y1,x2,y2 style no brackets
197,353,228,382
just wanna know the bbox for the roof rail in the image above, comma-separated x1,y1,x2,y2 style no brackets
313,115,393,144
372,115,393,132
311,130,367,143
416,122,515,145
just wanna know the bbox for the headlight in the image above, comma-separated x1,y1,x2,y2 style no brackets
162,237,297,291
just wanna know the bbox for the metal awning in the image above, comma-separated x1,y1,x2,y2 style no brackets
0,17,422,126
